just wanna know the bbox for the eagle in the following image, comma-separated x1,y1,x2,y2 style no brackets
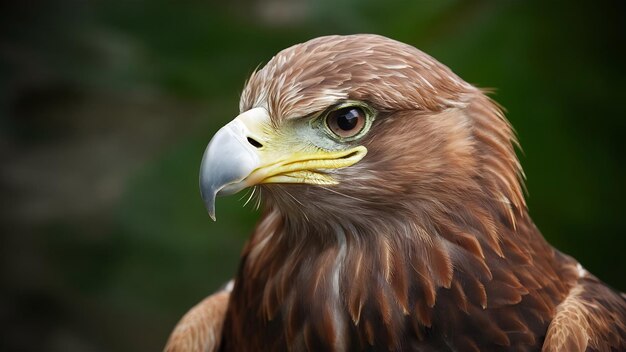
165,34,626,351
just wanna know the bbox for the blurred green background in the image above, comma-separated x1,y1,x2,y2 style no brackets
1,0,624,351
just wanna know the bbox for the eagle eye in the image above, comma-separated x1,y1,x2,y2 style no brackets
325,106,367,139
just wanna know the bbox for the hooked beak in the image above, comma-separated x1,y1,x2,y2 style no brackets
199,108,266,220
199,107,366,220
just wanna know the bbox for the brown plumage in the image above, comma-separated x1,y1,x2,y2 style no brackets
165,34,626,351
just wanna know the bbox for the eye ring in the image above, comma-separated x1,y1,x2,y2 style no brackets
323,102,374,141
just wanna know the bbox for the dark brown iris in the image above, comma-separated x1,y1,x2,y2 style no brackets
326,107,366,138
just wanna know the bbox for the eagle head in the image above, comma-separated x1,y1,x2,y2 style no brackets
200,34,523,230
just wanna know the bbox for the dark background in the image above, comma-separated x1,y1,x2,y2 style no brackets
1,0,624,351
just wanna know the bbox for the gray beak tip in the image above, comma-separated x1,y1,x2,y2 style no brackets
208,210,217,222
201,187,218,221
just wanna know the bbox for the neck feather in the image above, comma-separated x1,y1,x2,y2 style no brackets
223,190,574,351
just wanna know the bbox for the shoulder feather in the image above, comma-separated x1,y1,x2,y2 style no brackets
164,282,232,352
543,270,626,352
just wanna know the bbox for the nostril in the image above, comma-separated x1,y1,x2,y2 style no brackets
247,137,263,148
